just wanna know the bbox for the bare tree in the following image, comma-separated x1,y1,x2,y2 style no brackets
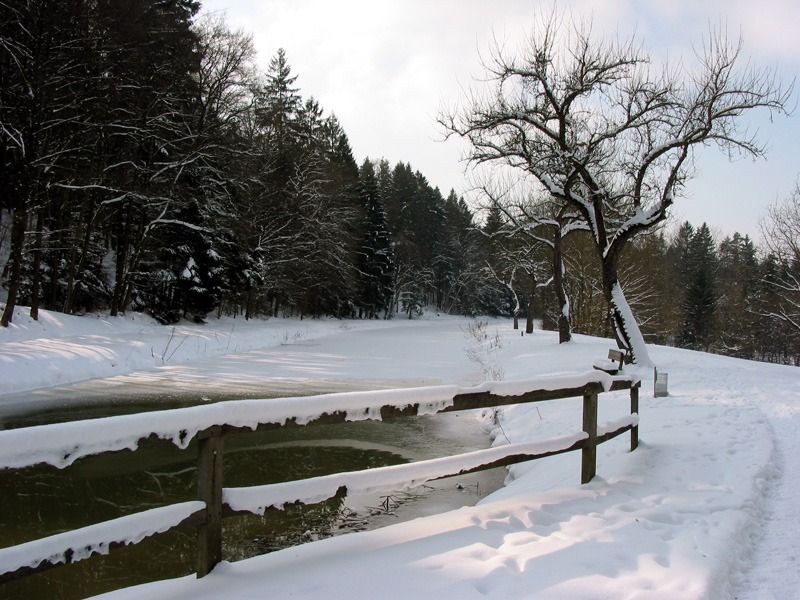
761,183,800,265
759,183,800,332
442,12,791,364
483,234,550,333
194,14,257,136
475,177,583,341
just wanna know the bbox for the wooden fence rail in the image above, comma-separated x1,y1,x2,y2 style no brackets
0,372,640,589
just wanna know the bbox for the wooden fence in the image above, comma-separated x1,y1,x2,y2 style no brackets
0,372,640,588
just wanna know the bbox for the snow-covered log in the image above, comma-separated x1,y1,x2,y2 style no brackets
0,501,205,583
224,415,637,514
0,372,638,471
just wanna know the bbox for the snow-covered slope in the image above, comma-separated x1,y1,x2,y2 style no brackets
1,309,798,599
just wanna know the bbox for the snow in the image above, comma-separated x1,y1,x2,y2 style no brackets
0,385,460,469
611,281,654,367
1,308,799,599
224,432,595,514
0,311,401,396
472,371,630,396
0,502,205,576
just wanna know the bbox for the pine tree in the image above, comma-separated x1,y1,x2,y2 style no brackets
385,162,445,316
715,233,759,357
356,159,394,318
434,190,491,316
679,223,718,350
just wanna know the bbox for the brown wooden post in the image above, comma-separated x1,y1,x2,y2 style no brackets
581,392,598,484
630,384,639,452
197,426,223,578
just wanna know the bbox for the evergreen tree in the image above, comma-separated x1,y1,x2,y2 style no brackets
480,206,506,271
98,0,201,320
476,205,517,320
384,162,446,316
434,190,493,316
355,159,394,318
715,233,759,357
679,223,718,350
664,222,696,343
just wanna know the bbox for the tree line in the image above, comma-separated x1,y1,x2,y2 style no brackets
0,1,512,326
531,217,800,365
468,187,800,366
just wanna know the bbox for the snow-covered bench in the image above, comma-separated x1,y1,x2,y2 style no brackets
593,348,631,374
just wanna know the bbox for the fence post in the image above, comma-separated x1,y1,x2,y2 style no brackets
630,384,639,452
581,392,598,484
197,426,223,578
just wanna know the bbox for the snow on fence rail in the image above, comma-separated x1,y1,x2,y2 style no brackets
0,370,640,588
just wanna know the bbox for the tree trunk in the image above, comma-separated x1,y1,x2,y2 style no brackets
119,214,147,315
601,253,652,366
63,198,98,315
62,217,80,315
245,288,255,320
552,232,572,343
526,273,536,334
510,286,520,330
110,202,133,316
1,204,28,327
29,208,44,320
47,204,63,310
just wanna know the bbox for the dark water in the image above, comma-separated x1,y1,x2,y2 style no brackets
0,386,504,600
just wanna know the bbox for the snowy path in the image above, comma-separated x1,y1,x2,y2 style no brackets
727,372,800,599
643,347,800,600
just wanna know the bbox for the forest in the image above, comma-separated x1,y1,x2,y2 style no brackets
2,0,799,365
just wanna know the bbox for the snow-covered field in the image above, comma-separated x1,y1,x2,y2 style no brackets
1,309,799,599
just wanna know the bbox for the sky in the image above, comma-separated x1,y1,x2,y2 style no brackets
198,0,800,242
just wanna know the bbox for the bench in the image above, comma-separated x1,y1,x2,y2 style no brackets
593,348,631,374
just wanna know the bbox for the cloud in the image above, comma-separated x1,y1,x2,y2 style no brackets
201,0,799,235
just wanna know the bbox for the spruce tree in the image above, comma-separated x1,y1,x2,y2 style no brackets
356,159,394,318
679,223,718,350
715,233,759,357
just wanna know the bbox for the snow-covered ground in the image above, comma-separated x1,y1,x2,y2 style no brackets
1,309,799,599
